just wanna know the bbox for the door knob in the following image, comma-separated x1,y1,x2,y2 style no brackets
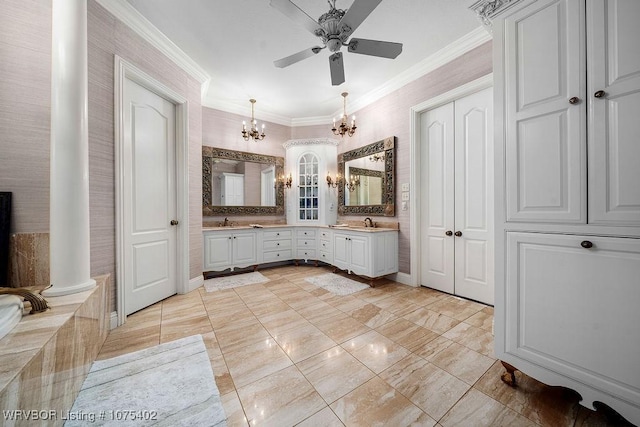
170,220,179,226
569,96,580,104
594,90,606,98
454,231,462,237
581,240,593,249
445,230,453,236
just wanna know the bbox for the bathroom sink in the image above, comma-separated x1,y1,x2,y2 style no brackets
0,295,23,340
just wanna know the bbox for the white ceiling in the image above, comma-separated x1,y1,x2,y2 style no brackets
126,0,484,124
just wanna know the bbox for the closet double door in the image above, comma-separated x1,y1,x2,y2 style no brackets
420,88,494,305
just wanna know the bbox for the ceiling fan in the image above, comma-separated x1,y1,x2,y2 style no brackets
270,0,403,86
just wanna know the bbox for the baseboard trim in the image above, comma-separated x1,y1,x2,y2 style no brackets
186,275,204,293
110,311,118,330
390,272,415,286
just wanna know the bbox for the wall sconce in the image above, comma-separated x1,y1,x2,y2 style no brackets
326,173,341,188
278,173,292,189
345,175,360,192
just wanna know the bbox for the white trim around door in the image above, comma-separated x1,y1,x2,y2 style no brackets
408,74,493,287
114,55,190,327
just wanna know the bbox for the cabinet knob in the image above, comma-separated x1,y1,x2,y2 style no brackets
581,240,593,249
454,231,462,237
594,90,606,98
569,96,580,104
228,237,231,240
445,230,453,236
170,219,179,226
277,243,279,246
277,233,280,236
233,236,236,239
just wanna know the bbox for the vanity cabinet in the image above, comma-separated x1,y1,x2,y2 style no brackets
493,0,640,423
261,229,293,263
333,230,398,278
203,230,257,272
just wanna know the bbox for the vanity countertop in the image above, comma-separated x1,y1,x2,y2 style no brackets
202,223,398,233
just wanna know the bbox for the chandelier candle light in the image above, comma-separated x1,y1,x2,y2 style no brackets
332,92,356,137
242,99,266,141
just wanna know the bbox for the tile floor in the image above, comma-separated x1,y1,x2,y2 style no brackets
98,265,635,427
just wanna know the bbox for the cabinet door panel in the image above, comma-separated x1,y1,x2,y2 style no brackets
233,233,256,266
333,234,349,270
349,235,369,276
204,233,232,270
505,0,586,223
505,232,640,404
588,0,640,225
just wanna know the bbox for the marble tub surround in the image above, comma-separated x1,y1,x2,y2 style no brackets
0,275,109,425
7,232,49,288
98,266,632,426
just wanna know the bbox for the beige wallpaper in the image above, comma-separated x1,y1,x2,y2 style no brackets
0,0,52,233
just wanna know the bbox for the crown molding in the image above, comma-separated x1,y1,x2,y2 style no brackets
331,26,492,120
282,138,340,149
94,0,210,95
469,0,525,30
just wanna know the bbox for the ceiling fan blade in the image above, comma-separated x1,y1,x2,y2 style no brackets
274,46,324,68
329,52,345,86
347,38,403,59
270,0,323,36
338,0,383,37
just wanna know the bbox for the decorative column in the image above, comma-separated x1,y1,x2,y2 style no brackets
43,0,96,296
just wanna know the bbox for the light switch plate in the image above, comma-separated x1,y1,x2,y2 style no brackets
402,192,409,201
401,183,409,192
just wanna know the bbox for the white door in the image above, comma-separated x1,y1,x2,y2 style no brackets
420,88,494,304
123,78,177,315
587,0,640,226
420,102,455,294
454,88,494,304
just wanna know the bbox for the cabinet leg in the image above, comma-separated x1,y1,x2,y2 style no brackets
500,361,518,387
253,265,258,272
314,260,318,267
294,260,299,267
369,278,375,288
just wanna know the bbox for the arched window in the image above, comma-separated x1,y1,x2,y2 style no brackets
298,153,319,221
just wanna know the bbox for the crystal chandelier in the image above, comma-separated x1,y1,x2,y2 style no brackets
331,92,356,137
241,99,265,141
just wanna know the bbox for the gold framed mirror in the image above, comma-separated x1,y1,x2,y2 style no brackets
202,147,285,216
338,136,395,216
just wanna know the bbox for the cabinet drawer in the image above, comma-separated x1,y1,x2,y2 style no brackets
297,249,316,259
318,250,332,263
297,229,316,238
263,250,292,262
297,239,315,248
264,230,292,239
319,239,332,252
263,239,291,250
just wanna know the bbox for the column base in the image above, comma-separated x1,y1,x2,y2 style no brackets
42,278,96,297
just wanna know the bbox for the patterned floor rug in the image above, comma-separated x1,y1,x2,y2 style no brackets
67,335,226,426
204,271,269,292
305,273,370,296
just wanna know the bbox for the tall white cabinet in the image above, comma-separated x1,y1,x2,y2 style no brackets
420,88,494,305
493,0,640,424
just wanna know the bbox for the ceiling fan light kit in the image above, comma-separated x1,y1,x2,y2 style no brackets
270,0,403,86
241,99,266,142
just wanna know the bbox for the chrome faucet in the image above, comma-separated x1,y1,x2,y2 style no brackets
223,217,230,226
364,217,373,228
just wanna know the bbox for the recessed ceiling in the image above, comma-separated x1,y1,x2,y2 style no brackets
126,0,483,123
